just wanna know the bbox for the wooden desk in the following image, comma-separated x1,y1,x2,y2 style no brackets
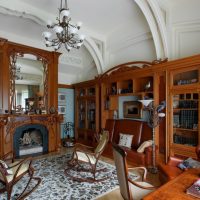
143,169,200,200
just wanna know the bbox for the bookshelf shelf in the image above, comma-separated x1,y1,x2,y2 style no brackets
173,128,198,132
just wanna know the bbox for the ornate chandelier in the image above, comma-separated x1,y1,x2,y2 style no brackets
42,0,85,51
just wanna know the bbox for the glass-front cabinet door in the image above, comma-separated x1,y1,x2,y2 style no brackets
172,92,198,147
169,66,200,158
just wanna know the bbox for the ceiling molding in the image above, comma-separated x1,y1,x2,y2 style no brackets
0,6,45,26
0,5,105,76
84,37,104,74
59,55,82,67
108,32,152,53
147,0,169,58
172,20,200,59
134,0,164,59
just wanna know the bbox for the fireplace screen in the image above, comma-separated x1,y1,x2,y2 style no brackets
14,124,48,158
19,129,43,156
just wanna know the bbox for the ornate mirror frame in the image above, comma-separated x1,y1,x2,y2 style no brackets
9,51,49,113
0,38,60,114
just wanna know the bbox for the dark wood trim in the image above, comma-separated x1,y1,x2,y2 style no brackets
58,84,74,89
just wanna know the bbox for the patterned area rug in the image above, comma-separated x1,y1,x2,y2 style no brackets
0,153,138,200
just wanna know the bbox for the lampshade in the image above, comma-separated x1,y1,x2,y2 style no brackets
138,99,153,107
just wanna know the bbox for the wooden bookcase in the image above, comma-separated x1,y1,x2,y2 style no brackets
168,65,200,158
74,80,99,145
100,63,157,129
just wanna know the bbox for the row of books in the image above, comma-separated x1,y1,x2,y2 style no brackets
173,134,197,146
173,110,198,129
178,100,198,108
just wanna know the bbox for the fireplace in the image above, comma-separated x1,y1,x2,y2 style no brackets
13,124,48,158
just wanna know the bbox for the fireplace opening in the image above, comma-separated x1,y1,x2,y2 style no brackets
14,124,48,158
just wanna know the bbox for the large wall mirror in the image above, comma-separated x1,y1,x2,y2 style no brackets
9,52,48,114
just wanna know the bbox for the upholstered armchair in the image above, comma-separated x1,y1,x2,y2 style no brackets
0,152,41,200
65,130,109,182
112,143,156,200
159,145,200,184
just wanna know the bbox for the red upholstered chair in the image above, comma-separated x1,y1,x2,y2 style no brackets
159,145,200,184
196,145,200,159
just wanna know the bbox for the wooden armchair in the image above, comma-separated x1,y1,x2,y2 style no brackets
0,152,41,200
65,130,109,182
112,143,156,200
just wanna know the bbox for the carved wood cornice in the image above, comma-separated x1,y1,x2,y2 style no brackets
0,37,8,46
98,59,168,81
0,116,8,127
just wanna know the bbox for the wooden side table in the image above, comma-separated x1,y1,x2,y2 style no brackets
143,169,200,200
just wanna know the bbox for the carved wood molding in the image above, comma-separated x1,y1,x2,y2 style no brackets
0,37,8,46
98,59,168,80
1,114,62,144
0,116,8,127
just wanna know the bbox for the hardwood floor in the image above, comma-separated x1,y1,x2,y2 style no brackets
31,147,161,200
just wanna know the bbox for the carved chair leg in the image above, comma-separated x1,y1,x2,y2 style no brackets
7,186,12,200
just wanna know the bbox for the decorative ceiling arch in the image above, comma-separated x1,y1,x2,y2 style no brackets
134,0,168,59
147,0,169,58
0,5,104,75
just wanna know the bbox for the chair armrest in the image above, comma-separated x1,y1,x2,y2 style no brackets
1,151,14,163
11,157,33,182
128,167,147,181
167,156,183,167
128,178,157,190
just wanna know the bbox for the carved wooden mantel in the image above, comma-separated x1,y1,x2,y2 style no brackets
0,114,63,157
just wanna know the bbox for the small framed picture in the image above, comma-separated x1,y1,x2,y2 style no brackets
123,101,142,118
58,93,66,105
58,105,66,114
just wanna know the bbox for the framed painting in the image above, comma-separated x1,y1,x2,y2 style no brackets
58,105,66,114
58,93,66,105
123,101,142,118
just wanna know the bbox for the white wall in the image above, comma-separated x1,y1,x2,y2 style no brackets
168,0,200,59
